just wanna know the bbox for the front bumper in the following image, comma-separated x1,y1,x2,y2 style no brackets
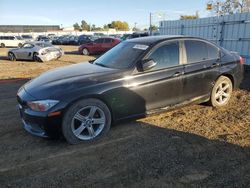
18,104,62,138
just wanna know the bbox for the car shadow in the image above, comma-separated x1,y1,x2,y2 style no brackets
0,56,9,61
240,65,250,91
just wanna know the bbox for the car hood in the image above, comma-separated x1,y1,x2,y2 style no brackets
24,62,123,99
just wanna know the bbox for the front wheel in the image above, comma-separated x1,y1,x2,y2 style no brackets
210,76,233,107
62,99,111,144
8,52,16,61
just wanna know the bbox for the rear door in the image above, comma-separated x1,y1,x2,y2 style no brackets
93,38,104,53
102,38,113,52
181,39,221,101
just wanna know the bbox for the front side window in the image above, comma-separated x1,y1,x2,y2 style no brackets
185,40,219,63
22,43,34,48
148,41,179,70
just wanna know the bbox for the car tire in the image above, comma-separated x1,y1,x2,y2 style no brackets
8,52,16,61
82,48,89,55
62,98,111,145
1,43,5,48
210,76,233,107
33,52,40,62
18,43,22,48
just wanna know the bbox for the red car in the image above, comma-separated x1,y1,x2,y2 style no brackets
78,37,120,55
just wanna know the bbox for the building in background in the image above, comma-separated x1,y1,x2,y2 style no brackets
0,25,60,33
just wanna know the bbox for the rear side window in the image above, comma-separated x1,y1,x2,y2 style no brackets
148,41,179,70
185,40,219,63
104,38,112,43
95,38,104,43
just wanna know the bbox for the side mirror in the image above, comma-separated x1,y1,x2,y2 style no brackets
141,59,157,71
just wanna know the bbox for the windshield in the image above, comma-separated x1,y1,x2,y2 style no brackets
93,41,147,69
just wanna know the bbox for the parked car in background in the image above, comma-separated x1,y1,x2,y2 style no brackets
0,36,25,48
93,32,105,38
21,35,34,42
17,36,244,144
78,35,93,45
120,34,132,41
128,32,149,39
36,36,52,43
78,37,120,55
8,41,64,62
52,35,71,45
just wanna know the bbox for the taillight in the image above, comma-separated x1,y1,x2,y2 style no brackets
239,56,244,65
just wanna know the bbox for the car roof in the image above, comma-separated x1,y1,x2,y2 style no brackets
25,41,51,45
126,35,198,45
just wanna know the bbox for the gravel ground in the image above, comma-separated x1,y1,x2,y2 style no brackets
0,46,249,187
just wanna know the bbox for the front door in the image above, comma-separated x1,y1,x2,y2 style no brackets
126,41,184,114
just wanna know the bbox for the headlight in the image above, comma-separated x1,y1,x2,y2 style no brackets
27,100,59,112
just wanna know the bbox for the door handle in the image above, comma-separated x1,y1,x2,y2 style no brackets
211,63,220,68
173,72,184,77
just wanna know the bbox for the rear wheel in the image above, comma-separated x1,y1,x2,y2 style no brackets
8,52,16,61
62,98,111,144
18,43,22,48
33,52,40,62
210,76,233,107
82,48,89,55
1,43,5,48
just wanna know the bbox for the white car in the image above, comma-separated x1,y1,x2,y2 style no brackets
8,42,64,62
0,36,25,48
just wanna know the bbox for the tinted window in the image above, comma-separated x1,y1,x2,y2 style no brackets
207,44,219,59
95,38,104,43
94,42,145,69
148,42,179,70
104,38,112,43
22,43,34,48
185,40,219,63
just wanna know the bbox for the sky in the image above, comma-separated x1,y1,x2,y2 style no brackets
0,0,211,29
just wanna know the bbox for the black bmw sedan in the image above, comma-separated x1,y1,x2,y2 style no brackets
17,36,244,144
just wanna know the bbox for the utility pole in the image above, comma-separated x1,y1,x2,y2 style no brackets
149,12,152,36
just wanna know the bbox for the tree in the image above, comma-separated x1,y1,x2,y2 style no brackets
208,0,250,16
150,25,158,31
81,20,90,31
180,11,199,20
103,24,109,30
73,23,81,31
106,21,129,31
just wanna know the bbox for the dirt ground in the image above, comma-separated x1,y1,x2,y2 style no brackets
0,46,95,79
0,46,249,187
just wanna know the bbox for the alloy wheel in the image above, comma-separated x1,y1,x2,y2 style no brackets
71,106,106,140
214,81,231,105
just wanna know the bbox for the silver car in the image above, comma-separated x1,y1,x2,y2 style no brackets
8,42,64,62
